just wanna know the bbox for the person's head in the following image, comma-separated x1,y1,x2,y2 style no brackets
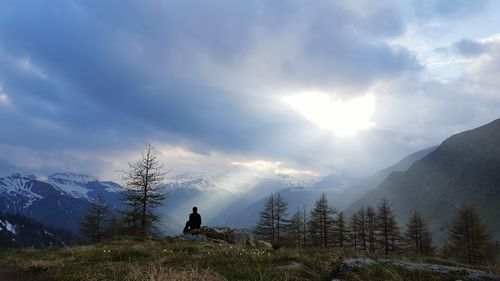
193,207,198,213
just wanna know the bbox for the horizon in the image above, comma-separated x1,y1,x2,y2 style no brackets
1,1,500,190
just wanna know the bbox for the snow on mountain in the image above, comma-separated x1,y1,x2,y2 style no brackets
164,172,222,192
47,172,97,199
47,172,121,199
0,219,16,234
0,174,43,208
276,173,318,188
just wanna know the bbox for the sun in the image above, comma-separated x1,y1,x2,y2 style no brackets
282,91,376,136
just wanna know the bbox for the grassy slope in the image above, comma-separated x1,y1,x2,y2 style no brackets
0,238,496,281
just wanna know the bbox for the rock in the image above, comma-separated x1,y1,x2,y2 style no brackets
339,258,376,275
226,229,256,246
178,226,256,246
256,240,273,249
177,233,207,241
338,258,499,280
199,226,228,240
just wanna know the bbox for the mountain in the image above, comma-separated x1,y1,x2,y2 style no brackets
345,118,500,244
0,211,76,248
0,173,123,233
156,173,251,235
222,147,435,229
333,146,436,210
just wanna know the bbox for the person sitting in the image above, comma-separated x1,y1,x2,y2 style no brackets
183,206,202,233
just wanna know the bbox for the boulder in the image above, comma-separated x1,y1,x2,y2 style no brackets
177,233,207,242
256,240,273,249
338,258,499,280
178,226,256,246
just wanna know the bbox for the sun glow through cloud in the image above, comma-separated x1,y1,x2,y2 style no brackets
282,92,376,136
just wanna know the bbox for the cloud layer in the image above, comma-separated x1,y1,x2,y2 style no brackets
0,0,499,182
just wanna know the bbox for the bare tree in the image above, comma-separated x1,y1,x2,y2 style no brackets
80,196,109,243
122,144,168,236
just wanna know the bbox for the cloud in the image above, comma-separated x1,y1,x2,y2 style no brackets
0,1,419,168
448,35,500,101
413,0,489,19
0,1,498,182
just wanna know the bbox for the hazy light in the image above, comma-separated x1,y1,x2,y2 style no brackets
282,91,376,136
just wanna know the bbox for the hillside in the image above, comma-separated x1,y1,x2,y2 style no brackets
223,146,434,229
346,118,500,243
0,238,497,281
0,212,76,248
333,146,435,210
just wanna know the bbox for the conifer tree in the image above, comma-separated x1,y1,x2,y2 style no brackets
350,212,359,249
376,199,400,254
255,194,276,243
366,206,376,253
444,203,494,265
275,192,289,244
288,207,305,247
404,210,433,256
302,204,308,246
308,193,337,247
80,196,109,243
122,144,168,236
334,211,348,247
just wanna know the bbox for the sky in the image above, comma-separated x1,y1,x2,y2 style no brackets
0,0,500,188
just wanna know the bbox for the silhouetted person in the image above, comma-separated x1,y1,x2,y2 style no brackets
183,206,202,233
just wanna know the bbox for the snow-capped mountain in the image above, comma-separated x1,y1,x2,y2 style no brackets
47,172,123,199
0,173,124,233
164,172,221,192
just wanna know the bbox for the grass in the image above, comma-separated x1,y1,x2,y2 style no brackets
0,238,496,281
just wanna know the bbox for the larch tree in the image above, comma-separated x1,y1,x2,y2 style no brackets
80,196,109,243
308,193,337,247
334,211,348,247
302,205,308,246
275,192,289,244
122,144,168,237
350,212,359,249
376,199,400,254
288,207,306,247
366,206,376,253
444,203,494,265
404,210,433,256
255,194,276,243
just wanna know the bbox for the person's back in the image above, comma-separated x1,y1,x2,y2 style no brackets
183,206,202,233
189,212,201,229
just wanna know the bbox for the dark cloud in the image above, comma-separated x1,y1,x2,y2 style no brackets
0,0,450,178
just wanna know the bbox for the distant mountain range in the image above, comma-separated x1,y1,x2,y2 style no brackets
222,147,434,228
1,119,499,247
0,173,122,233
345,118,500,244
